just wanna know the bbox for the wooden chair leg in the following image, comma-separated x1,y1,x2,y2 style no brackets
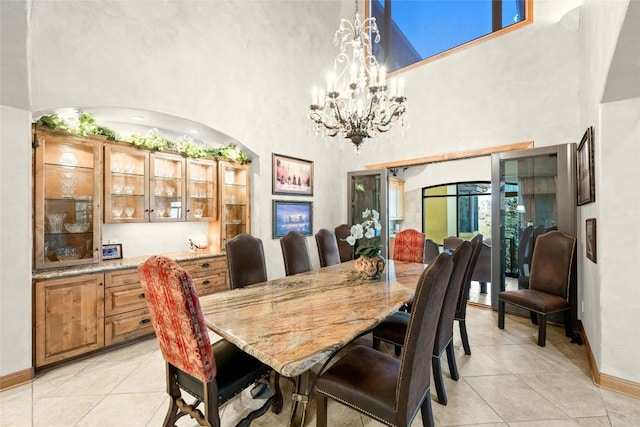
564,310,573,338
163,365,181,427
446,341,459,381
316,393,328,427
459,319,471,355
432,354,447,405
372,337,381,350
271,372,283,414
537,314,547,347
498,300,505,329
420,392,435,427
530,311,539,325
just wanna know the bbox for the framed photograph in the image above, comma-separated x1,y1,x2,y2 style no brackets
272,153,314,196
585,218,597,263
577,126,595,205
272,200,313,238
102,243,123,260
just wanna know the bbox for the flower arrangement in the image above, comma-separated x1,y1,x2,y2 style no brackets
346,208,382,258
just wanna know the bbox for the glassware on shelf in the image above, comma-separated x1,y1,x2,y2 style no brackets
61,173,76,197
85,240,93,259
156,204,165,218
113,183,123,194
165,186,175,197
154,185,163,196
124,184,134,195
59,151,78,167
47,212,66,233
124,207,135,218
112,207,123,218
125,163,135,174
56,247,82,261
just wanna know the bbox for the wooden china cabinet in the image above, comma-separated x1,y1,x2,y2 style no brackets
216,160,250,247
32,127,238,368
33,130,102,269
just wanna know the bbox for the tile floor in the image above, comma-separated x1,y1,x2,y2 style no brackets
2,307,639,426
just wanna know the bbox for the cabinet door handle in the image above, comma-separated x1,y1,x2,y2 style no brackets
203,280,211,286
138,293,145,299
139,318,151,325
201,263,210,268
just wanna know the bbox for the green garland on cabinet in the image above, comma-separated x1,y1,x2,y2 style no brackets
35,113,250,164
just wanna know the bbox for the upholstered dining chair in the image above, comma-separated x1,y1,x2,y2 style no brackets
315,253,453,427
393,229,425,263
315,228,341,267
455,234,483,355
334,224,354,262
280,230,312,276
225,233,267,289
498,230,576,347
372,242,473,405
138,255,282,427
443,235,464,252
424,238,440,264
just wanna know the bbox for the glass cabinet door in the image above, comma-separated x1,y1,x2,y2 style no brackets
186,159,217,221
150,153,185,222
104,146,149,223
34,130,101,269
219,161,250,246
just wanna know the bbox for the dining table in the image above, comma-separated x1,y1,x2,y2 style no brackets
199,258,429,427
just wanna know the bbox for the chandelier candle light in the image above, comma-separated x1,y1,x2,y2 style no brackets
309,2,407,154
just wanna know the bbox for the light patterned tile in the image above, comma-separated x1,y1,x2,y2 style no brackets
0,383,33,427
465,375,567,422
33,394,103,427
431,378,502,426
600,388,640,426
46,359,142,397
76,392,166,426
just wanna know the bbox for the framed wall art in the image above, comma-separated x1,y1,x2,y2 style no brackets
272,153,314,196
585,218,597,263
577,126,595,205
272,200,313,238
102,243,123,260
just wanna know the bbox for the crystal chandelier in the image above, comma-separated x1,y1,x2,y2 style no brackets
309,2,407,154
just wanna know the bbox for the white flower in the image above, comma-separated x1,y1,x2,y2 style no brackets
346,235,357,246
350,223,364,239
371,209,380,221
362,209,371,219
364,228,375,239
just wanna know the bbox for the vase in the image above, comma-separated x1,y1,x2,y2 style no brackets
355,256,386,279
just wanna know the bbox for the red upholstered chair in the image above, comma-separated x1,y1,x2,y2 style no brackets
498,230,576,347
315,253,453,427
138,255,282,427
393,229,426,263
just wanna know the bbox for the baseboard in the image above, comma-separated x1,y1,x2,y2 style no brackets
580,323,640,398
0,368,34,391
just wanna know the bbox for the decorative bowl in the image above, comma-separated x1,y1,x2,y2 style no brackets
56,247,82,261
64,223,90,233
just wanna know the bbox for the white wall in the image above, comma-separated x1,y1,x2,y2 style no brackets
598,98,640,382
0,105,33,376
578,0,639,383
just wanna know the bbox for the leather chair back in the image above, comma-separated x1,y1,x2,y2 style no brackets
456,234,483,316
424,238,440,264
225,233,268,289
315,228,341,267
529,230,576,299
280,231,312,276
334,224,354,262
393,229,425,263
434,241,472,354
443,235,464,251
471,241,491,283
396,253,453,424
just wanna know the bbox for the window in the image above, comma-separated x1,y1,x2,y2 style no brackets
422,182,491,244
368,0,531,72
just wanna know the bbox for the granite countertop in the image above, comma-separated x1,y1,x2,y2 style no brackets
32,249,225,281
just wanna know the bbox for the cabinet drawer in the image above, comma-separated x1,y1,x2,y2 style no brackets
105,283,148,316
105,268,139,288
179,256,226,277
193,273,227,296
105,308,154,346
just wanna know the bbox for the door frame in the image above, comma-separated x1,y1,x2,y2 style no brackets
490,143,577,315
